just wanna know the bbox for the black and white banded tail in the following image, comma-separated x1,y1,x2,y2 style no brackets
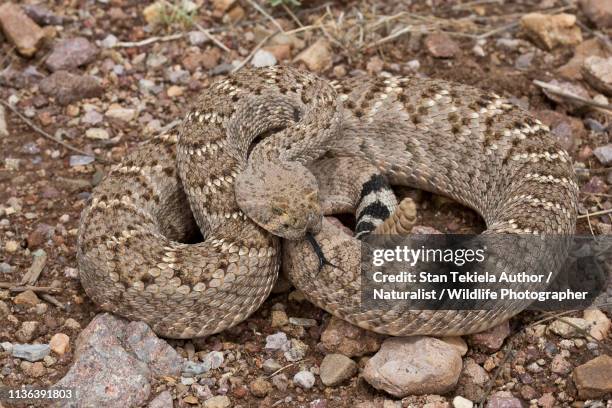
354,174,398,239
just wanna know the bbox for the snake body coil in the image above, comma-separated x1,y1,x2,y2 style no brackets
77,67,578,338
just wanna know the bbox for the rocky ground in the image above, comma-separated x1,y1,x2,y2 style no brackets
0,0,611,407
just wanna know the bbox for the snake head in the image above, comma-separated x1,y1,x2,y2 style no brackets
235,160,322,240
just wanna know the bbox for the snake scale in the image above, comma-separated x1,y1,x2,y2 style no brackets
77,66,578,339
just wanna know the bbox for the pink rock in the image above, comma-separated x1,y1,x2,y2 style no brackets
45,37,98,72
0,3,44,57
363,336,462,397
468,321,510,352
424,33,459,58
319,316,382,357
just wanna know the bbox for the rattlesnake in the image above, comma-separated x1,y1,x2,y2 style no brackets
77,66,578,338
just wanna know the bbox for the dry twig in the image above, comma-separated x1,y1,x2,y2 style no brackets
0,283,61,294
578,208,612,219
41,294,66,310
281,3,303,28
245,0,285,33
113,33,184,48
194,22,231,52
533,80,612,113
0,100,108,164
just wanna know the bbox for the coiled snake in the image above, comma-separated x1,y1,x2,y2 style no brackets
77,66,578,338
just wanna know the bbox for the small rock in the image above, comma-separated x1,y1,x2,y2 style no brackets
45,37,98,72
551,353,572,374
271,310,289,327
0,3,45,57
440,336,468,356
310,399,327,408
100,34,118,48
581,175,607,194
583,308,610,340
63,318,81,330
21,361,46,378
49,333,70,355
548,317,590,338
251,49,277,68
16,321,40,343
545,81,592,110
106,105,136,122
585,118,607,133
204,395,231,408
520,13,582,50
363,336,462,397
82,109,103,125
249,376,272,397
265,331,290,351
183,351,223,375
319,316,382,357
366,56,384,73
139,79,163,94
535,109,583,152
143,2,164,24
85,128,110,140
405,59,421,72
182,49,221,72
515,52,534,70
293,370,316,389
12,343,50,362
203,350,224,370
472,44,485,57
459,358,489,401
167,85,184,97
13,290,40,307
212,0,236,14
167,68,190,84
452,396,472,408
188,30,209,46
23,4,66,26
148,390,173,408
485,391,523,408
593,143,612,166
146,53,168,69
69,155,94,166
468,321,510,352
424,33,459,58
579,0,612,29
272,373,289,391
181,377,195,386
537,393,555,408
583,56,612,96
0,262,13,273
5,240,20,252
40,71,103,106
284,338,308,362
572,355,612,399
557,38,609,80
320,353,358,386
295,39,332,72
263,358,282,374
263,44,291,61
